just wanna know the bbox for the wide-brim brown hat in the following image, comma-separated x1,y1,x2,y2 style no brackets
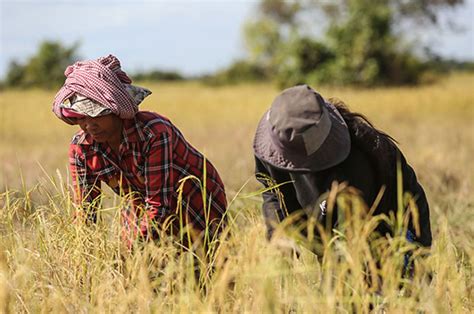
253,84,351,172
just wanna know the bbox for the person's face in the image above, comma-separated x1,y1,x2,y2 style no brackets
76,114,123,143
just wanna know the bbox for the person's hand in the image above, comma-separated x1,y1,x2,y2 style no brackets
271,236,302,258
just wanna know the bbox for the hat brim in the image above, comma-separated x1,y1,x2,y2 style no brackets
253,102,351,172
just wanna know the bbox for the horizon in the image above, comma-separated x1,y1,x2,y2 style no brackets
1,0,473,80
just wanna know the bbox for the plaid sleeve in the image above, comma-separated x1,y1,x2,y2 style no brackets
137,131,174,236
69,144,101,221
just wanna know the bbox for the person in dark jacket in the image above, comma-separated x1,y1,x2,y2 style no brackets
253,85,432,255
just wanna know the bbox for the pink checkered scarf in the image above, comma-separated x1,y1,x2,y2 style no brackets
53,54,138,124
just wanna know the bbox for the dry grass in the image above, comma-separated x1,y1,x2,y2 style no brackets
0,73,473,312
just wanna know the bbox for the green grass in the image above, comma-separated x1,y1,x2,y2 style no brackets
0,73,473,312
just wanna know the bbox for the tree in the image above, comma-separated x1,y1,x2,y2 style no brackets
244,0,464,87
244,18,283,76
132,70,184,82
4,41,80,89
4,61,26,87
203,60,267,85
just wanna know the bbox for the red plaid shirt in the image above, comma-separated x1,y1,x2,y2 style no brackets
69,111,227,243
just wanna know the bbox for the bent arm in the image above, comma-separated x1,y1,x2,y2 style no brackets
69,144,101,222
255,156,287,240
131,131,174,240
401,153,432,247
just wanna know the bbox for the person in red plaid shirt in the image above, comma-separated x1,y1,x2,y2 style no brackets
52,55,227,247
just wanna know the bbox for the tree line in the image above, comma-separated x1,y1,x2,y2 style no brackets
1,41,186,90
226,0,472,87
2,0,472,90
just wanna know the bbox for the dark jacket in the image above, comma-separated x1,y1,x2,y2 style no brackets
255,121,432,247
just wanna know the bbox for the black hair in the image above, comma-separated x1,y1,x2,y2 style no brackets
328,97,397,145
327,97,399,187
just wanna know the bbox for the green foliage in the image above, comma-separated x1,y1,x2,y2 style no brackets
423,55,474,73
275,37,335,88
322,0,424,86
4,61,26,87
4,40,79,89
3,41,188,88
5,41,79,89
203,60,267,86
244,18,282,71
258,0,300,25
244,0,464,87
132,70,184,82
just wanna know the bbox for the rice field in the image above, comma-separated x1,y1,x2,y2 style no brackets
0,73,473,312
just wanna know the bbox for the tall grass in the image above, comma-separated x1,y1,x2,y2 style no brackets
0,73,473,312
0,170,471,312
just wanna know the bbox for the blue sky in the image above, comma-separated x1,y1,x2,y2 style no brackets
1,0,473,79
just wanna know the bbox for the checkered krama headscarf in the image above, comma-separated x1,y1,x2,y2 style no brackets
52,55,140,125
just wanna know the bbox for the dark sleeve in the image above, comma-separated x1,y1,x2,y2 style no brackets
400,152,432,247
255,156,287,240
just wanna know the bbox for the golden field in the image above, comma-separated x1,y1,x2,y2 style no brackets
0,73,473,312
